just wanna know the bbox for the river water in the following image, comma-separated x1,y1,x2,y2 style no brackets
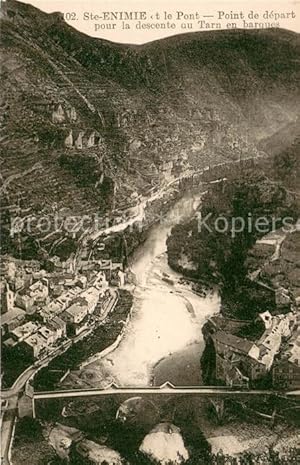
78,193,220,387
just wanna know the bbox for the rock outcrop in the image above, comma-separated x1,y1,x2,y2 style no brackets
75,439,123,465
139,422,189,464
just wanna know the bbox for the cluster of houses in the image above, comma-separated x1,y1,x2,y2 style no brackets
206,227,299,389
1,255,124,362
3,317,66,360
207,309,300,390
272,321,300,389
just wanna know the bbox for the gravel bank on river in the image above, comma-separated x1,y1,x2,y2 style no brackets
33,290,133,391
62,193,221,388
74,253,219,387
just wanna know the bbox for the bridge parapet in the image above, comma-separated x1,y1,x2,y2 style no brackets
33,383,292,401
16,384,298,419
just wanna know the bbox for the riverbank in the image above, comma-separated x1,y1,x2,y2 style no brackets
3,158,258,392
13,394,300,465
71,249,220,388
163,157,300,391
1,290,118,390
152,341,203,386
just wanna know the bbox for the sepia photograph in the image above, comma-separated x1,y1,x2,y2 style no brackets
0,0,299,463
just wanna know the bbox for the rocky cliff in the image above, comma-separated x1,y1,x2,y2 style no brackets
166,143,300,320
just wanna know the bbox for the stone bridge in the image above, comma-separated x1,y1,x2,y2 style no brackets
19,382,299,420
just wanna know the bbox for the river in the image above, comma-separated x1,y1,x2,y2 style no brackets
73,193,220,387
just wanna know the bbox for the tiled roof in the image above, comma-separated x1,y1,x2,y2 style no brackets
213,330,253,354
1,307,25,326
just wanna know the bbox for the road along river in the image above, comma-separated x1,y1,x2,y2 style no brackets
69,192,220,387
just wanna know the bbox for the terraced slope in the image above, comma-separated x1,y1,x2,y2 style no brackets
1,0,299,258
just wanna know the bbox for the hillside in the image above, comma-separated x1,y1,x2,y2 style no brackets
166,140,300,320
1,0,300,258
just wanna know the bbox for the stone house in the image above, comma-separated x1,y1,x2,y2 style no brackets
212,330,267,386
38,325,60,346
273,358,300,389
22,333,48,359
1,281,15,314
61,297,88,323
1,307,26,336
272,322,300,389
61,297,89,336
47,316,67,339
215,354,249,387
10,321,39,343
255,312,294,370
15,278,49,314
39,301,65,322
275,286,292,310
